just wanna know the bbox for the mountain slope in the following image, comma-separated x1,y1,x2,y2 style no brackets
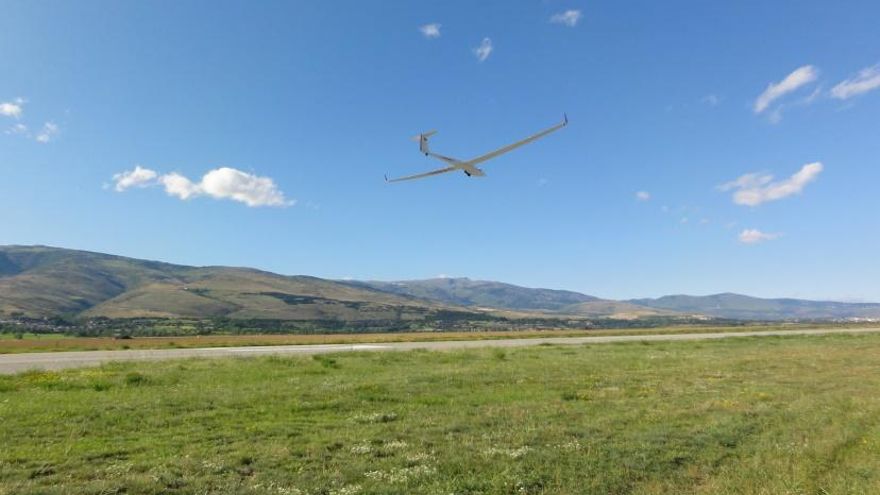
0,246,189,316
630,293,880,320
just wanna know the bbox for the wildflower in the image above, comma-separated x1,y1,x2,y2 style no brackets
350,443,372,455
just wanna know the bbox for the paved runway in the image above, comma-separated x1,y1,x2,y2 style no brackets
1,326,878,374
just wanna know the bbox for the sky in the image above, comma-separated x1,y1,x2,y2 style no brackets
2,1,880,301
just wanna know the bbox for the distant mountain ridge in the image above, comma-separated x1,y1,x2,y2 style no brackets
351,278,674,319
1,245,879,321
630,293,880,320
352,277,599,311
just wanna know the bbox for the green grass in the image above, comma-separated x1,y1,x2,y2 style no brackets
1,334,880,494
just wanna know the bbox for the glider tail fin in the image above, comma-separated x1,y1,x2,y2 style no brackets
411,130,438,155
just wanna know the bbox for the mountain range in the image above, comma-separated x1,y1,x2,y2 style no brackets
1,245,879,322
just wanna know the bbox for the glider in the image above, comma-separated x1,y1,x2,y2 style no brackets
385,114,568,183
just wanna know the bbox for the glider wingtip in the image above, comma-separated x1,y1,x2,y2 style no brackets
563,112,568,125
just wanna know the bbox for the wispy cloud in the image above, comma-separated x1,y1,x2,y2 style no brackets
754,65,818,114
35,122,59,143
2,99,63,143
473,37,493,62
803,86,823,104
738,229,781,244
5,123,28,135
767,85,824,123
550,10,582,27
419,23,441,39
5,120,60,143
0,98,25,119
831,64,880,100
635,191,651,201
111,166,293,207
719,162,823,207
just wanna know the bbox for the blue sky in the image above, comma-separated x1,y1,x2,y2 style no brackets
2,1,879,301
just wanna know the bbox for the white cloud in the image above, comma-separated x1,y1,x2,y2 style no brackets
473,37,493,62
419,23,441,39
35,121,59,143
738,229,781,244
550,10,582,27
159,172,202,200
112,165,159,192
719,162,823,206
198,167,291,207
831,64,880,100
754,65,818,114
0,100,24,119
635,191,651,201
113,166,293,207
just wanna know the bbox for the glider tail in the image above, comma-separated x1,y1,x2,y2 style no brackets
411,130,438,155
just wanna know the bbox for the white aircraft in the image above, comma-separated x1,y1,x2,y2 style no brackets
385,114,568,183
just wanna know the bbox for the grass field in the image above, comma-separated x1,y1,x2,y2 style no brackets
0,323,870,354
1,333,879,494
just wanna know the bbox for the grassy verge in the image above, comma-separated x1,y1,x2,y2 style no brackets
1,322,875,354
1,333,879,494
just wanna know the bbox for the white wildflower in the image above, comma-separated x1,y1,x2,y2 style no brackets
330,485,362,495
350,412,398,424
350,442,372,455
405,452,433,463
482,446,532,459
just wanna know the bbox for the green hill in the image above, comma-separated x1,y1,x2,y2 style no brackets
0,246,452,321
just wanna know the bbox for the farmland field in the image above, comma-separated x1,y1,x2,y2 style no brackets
1,333,879,494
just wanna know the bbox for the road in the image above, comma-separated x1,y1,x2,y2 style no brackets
1,327,878,374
